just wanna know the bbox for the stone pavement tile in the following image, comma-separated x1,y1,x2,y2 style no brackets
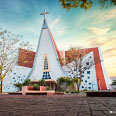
81,105,89,108
68,107,80,113
78,113,91,116
99,107,110,110
1,95,116,116
0,112,13,116
80,108,90,112
92,111,105,116
64,112,78,116
103,110,111,115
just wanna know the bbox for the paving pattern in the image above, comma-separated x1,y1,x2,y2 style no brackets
0,94,116,116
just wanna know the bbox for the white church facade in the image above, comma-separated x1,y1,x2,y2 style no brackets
3,11,111,92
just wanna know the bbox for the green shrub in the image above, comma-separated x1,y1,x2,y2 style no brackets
56,88,64,92
75,90,78,93
112,80,116,85
46,86,50,90
33,84,39,90
14,83,23,91
84,89,87,91
71,91,75,94
65,91,69,93
14,79,31,90
23,79,31,86
39,79,46,86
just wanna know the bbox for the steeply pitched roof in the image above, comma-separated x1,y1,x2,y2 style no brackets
17,48,35,68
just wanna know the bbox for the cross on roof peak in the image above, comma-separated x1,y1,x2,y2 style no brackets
40,10,48,20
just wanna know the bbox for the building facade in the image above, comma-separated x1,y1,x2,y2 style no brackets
3,12,111,92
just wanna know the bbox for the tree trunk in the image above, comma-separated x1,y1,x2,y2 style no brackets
77,86,80,93
1,79,3,93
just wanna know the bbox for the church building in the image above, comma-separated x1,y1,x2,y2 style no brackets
3,11,111,92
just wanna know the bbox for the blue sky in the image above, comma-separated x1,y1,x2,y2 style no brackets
0,0,116,77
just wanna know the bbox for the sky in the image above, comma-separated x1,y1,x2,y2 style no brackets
0,0,116,77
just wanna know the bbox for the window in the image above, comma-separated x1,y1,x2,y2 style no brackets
43,54,50,72
14,73,16,75
42,72,51,79
44,57,48,70
85,80,87,82
88,87,91,89
81,86,84,88
87,71,90,74
86,62,89,65
89,83,91,85
88,76,90,79
82,75,84,77
82,71,84,74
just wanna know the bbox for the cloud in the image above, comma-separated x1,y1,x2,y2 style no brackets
97,8,116,22
50,16,60,29
103,8,116,21
86,37,108,47
50,16,67,38
103,47,116,57
88,27,110,35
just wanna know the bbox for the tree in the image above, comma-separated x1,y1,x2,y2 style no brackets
59,0,116,10
57,76,73,90
59,47,99,92
111,80,116,85
0,29,33,93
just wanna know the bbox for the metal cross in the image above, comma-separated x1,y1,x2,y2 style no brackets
40,10,48,20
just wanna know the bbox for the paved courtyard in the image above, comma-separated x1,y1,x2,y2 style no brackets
0,95,116,116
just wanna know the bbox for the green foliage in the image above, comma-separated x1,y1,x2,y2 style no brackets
111,80,116,85
33,84,39,90
23,79,31,86
84,89,87,91
14,79,31,90
0,74,4,80
57,76,66,85
65,91,69,93
57,76,73,86
39,79,46,86
14,83,23,91
55,88,64,92
0,65,3,70
71,91,75,94
59,0,116,10
75,90,78,93
72,77,82,84
46,86,50,90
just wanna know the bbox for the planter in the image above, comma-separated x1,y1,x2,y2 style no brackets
40,86,46,91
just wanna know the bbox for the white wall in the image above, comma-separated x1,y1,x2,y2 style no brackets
28,22,66,80
63,51,98,91
3,65,31,92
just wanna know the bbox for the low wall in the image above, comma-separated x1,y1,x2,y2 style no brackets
86,91,116,97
